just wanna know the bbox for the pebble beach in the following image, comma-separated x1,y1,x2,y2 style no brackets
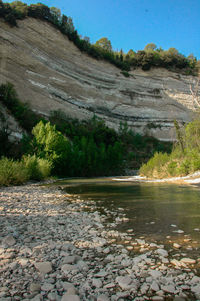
0,183,200,301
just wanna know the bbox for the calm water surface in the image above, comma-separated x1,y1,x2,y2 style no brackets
56,177,200,251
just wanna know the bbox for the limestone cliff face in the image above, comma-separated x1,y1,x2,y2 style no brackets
0,18,196,140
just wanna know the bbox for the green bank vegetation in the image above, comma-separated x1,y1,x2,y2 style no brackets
0,1,199,74
140,120,200,178
0,83,171,185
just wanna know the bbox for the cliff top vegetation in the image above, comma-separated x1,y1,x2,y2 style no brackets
0,0,199,75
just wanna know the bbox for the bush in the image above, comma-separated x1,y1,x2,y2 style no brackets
0,157,28,186
23,155,51,180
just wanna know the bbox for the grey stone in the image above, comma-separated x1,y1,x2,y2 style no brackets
61,294,80,301
161,284,176,294
149,270,162,279
63,256,76,264
61,264,78,273
41,283,54,291
30,283,41,293
116,276,132,290
97,295,110,301
34,262,52,274
92,279,103,288
2,236,16,247
151,281,160,292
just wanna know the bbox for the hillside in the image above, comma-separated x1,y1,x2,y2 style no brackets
0,17,197,140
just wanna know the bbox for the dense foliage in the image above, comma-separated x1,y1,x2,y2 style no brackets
0,83,172,184
0,0,198,74
140,120,200,178
0,82,42,132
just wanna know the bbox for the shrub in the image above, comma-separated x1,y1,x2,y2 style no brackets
0,157,28,186
23,155,51,180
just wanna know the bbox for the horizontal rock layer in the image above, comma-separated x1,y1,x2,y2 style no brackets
0,18,197,140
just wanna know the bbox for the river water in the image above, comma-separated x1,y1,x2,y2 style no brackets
55,177,200,256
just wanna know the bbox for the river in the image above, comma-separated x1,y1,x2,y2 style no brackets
53,177,200,257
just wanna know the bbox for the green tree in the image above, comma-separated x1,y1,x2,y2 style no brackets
32,121,70,175
94,37,112,52
144,43,157,52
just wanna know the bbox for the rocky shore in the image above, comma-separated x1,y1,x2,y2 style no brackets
0,184,200,301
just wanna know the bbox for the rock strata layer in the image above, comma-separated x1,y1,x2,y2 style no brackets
0,18,197,140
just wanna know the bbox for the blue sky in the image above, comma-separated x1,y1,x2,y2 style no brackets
6,0,200,58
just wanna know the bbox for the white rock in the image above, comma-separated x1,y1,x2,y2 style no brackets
171,259,182,267
180,258,196,264
173,230,184,234
156,249,168,257
173,243,181,249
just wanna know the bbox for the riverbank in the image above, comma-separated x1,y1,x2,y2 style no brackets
1,184,200,301
113,171,200,186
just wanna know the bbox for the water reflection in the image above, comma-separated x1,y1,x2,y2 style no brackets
59,178,200,250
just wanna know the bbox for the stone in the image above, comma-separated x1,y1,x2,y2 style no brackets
151,281,160,292
61,294,80,301
30,283,41,293
152,297,164,301
173,243,181,249
92,279,102,288
34,262,52,274
97,295,110,301
63,256,76,264
61,264,78,273
41,283,54,291
95,270,108,278
180,258,196,264
156,249,168,257
61,282,75,291
116,276,132,290
161,284,176,294
191,284,200,294
2,236,16,247
48,292,60,301
149,270,162,279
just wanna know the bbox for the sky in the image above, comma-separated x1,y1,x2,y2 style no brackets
6,0,200,58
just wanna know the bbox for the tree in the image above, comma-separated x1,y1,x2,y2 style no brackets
50,6,61,24
94,37,112,52
32,121,70,174
10,1,28,19
144,43,157,52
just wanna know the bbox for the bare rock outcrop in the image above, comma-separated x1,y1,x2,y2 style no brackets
0,18,196,140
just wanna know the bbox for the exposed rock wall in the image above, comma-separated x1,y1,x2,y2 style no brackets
0,18,196,140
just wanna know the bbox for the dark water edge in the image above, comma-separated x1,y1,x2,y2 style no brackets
50,177,200,257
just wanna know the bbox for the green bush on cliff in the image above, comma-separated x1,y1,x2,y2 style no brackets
0,1,198,73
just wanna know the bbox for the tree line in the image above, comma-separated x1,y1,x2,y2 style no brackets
0,1,199,74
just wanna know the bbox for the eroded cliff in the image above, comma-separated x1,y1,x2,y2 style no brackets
0,18,197,140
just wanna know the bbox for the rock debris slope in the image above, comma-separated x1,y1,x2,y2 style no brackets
0,18,196,140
